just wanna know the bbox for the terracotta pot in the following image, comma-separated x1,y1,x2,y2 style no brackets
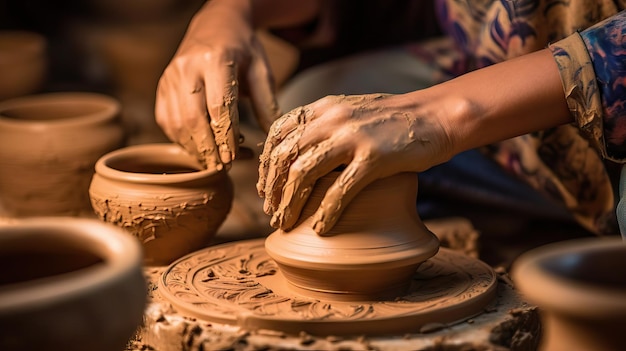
89,143,234,266
511,236,626,351
0,217,146,351
0,30,47,101
265,172,440,301
0,92,124,217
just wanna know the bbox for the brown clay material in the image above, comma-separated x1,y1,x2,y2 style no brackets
0,217,146,351
511,236,626,351
89,143,234,266
0,30,47,100
265,172,440,300
158,238,497,336
0,92,124,217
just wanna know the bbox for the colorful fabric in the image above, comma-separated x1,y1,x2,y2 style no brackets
406,1,626,234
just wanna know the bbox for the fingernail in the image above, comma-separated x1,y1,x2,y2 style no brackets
263,200,273,215
312,211,326,235
219,146,233,164
270,212,282,228
312,219,325,235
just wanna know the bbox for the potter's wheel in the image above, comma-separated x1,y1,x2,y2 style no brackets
159,238,497,336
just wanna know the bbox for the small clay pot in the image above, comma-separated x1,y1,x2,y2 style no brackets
0,30,47,101
265,172,440,301
89,143,234,266
0,92,124,217
511,236,626,351
0,217,146,351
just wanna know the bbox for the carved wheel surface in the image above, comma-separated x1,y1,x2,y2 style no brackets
159,239,497,335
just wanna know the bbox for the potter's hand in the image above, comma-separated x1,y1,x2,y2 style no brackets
155,0,280,170
257,93,456,235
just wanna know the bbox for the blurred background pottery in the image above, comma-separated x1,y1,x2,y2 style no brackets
0,217,146,351
265,172,440,301
0,30,47,101
511,236,626,351
89,143,234,266
0,92,125,217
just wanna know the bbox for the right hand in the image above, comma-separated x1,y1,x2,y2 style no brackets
155,0,280,171
257,93,457,235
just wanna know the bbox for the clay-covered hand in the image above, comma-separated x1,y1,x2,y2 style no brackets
155,0,280,170
257,93,456,235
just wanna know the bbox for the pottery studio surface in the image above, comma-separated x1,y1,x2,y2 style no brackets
129,173,541,351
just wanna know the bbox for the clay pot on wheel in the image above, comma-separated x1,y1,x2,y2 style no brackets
89,143,234,266
0,30,47,101
511,236,626,351
0,217,146,351
0,92,124,217
265,172,440,301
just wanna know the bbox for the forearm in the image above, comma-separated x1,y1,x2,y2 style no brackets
417,49,572,155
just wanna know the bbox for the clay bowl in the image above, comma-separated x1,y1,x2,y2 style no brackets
0,217,146,351
0,92,125,217
89,143,234,266
511,236,626,351
0,30,47,101
265,172,440,301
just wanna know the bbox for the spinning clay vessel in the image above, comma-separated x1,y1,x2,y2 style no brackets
265,172,440,300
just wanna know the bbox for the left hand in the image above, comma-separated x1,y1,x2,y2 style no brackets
257,93,456,234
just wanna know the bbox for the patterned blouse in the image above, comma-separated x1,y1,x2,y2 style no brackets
408,0,626,235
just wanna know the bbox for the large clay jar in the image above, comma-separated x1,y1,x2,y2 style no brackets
511,236,626,351
0,30,47,101
0,217,146,351
89,143,234,266
0,92,124,217
265,172,440,301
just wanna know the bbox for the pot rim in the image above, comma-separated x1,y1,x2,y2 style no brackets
511,236,626,317
94,143,222,184
0,217,143,315
0,92,120,130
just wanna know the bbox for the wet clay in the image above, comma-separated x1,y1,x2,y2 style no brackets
511,236,626,351
159,238,497,336
265,172,440,300
132,219,540,350
0,218,146,351
89,143,234,265
0,92,124,217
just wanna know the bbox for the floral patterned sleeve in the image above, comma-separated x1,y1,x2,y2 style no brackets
549,10,626,162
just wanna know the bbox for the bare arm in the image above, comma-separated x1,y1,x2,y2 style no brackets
416,48,572,156
258,48,574,234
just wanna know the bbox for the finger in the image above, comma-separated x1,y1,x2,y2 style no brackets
155,72,182,143
204,56,239,167
180,73,221,170
311,159,378,235
261,129,302,215
257,106,309,198
156,70,220,170
247,40,281,133
270,138,352,230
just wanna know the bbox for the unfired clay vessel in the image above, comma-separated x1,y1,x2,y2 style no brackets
0,30,47,101
89,143,234,266
265,172,440,300
511,236,626,351
0,92,124,217
0,217,146,351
